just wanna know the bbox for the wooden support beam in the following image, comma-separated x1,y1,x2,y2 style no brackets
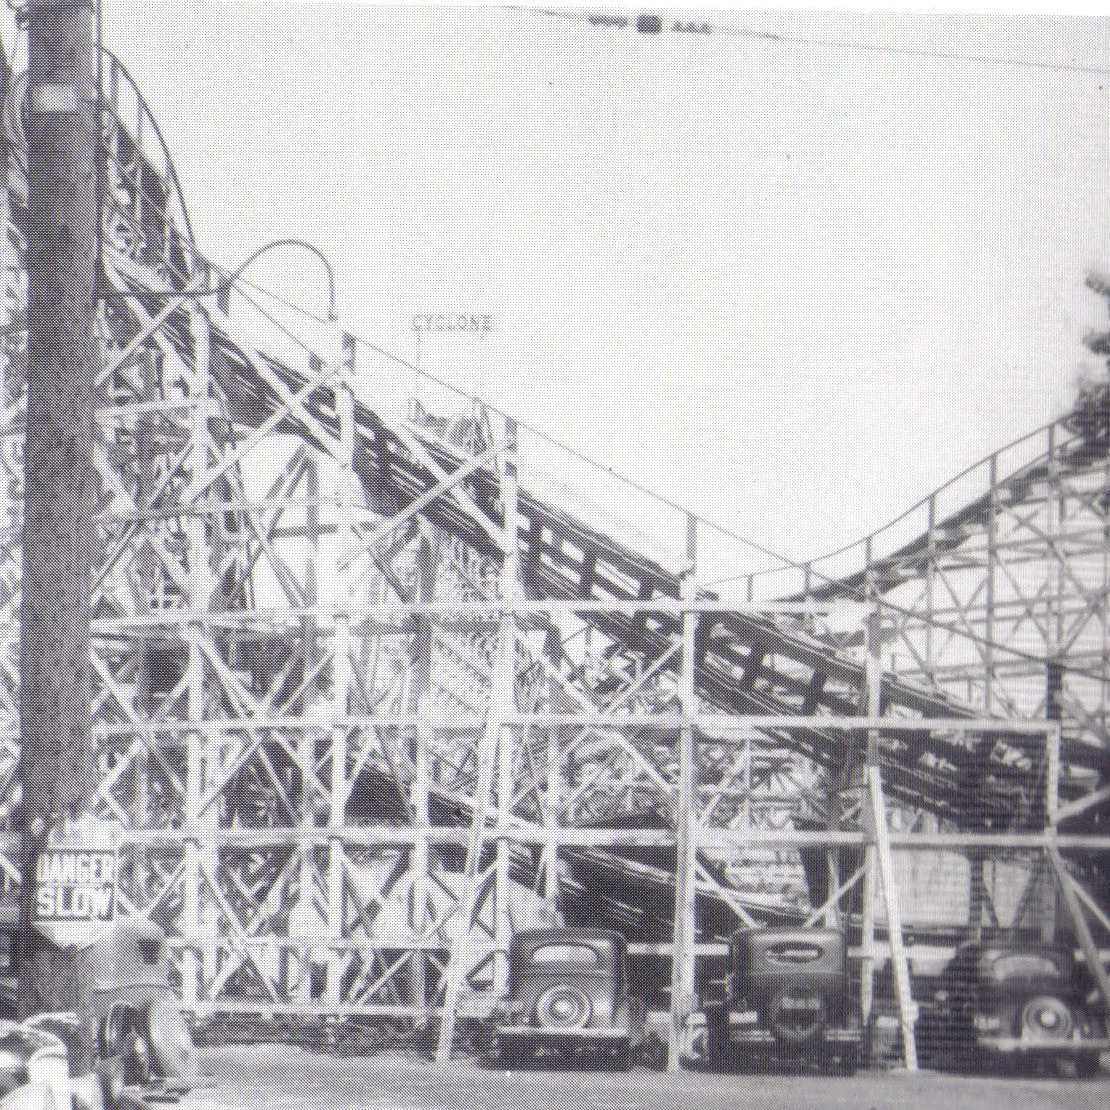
737,645,764,693
1047,847,1110,1015
668,515,697,1072
19,0,99,1047
494,420,519,996
406,531,435,1014
327,333,356,1008
859,841,878,1025
867,765,917,1071
436,418,519,1061
182,299,215,1010
804,864,866,929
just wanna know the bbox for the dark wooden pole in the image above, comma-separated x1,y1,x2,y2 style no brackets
17,0,98,1057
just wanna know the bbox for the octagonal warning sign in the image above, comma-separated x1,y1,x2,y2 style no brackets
34,848,117,924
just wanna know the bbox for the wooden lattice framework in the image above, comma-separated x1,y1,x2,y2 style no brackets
0,42,1104,1074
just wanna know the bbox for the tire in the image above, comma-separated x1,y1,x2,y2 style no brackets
1073,1052,1101,1079
1021,996,1074,1042
831,1043,858,1077
610,1042,631,1072
100,1004,135,1061
704,1012,729,1071
144,996,195,1081
535,985,591,1030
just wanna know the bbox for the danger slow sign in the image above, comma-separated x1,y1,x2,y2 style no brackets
35,849,117,923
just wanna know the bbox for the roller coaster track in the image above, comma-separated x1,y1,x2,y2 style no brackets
0,41,1107,1019
92,240,1110,822
106,206,1107,820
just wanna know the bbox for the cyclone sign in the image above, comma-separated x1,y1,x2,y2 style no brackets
34,848,117,924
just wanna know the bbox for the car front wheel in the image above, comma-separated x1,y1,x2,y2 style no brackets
830,1043,858,1077
1071,1052,1101,1079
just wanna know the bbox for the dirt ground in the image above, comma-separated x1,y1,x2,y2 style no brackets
183,1043,1107,1110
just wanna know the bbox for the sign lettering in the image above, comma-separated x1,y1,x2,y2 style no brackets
34,849,117,924
411,313,493,333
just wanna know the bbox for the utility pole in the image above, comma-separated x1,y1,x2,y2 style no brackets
17,0,99,1065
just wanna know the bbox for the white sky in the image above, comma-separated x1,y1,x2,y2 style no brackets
23,5,1110,577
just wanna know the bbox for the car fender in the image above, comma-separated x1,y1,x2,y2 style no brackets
0,1083,54,1110
141,999,193,1082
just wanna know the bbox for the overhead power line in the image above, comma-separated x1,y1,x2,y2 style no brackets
513,7,1110,78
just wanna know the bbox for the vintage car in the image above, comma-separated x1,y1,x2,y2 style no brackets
0,1017,111,1110
702,927,862,1074
916,940,1108,1076
491,928,646,1069
0,906,193,1097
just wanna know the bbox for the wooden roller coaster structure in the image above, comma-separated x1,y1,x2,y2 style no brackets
0,37,1105,1070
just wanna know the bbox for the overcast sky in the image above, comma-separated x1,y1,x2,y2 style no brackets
13,4,1110,581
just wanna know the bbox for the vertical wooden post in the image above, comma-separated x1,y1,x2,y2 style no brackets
436,418,518,1061
129,352,158,905
866,766,917,1070
668,514,698,1072
862,609,917,1070
494,419,519,994
290,430,321,999
182,297,214,1010
1046,847,1110,1016
0,105,16,561
296,447,320,1003
1032,718,1062,943
1044,723,1060,829
859,839,877,1026
540,630,562,906
984,455,998,712
327,333,356,1008
924,494,936,685
545,721,560,903
407,529,435,1013
858,606,881,1029
826,774,843,931
18,0,99,1041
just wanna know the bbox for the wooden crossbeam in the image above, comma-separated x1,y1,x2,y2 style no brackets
1047,847,1110,1015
